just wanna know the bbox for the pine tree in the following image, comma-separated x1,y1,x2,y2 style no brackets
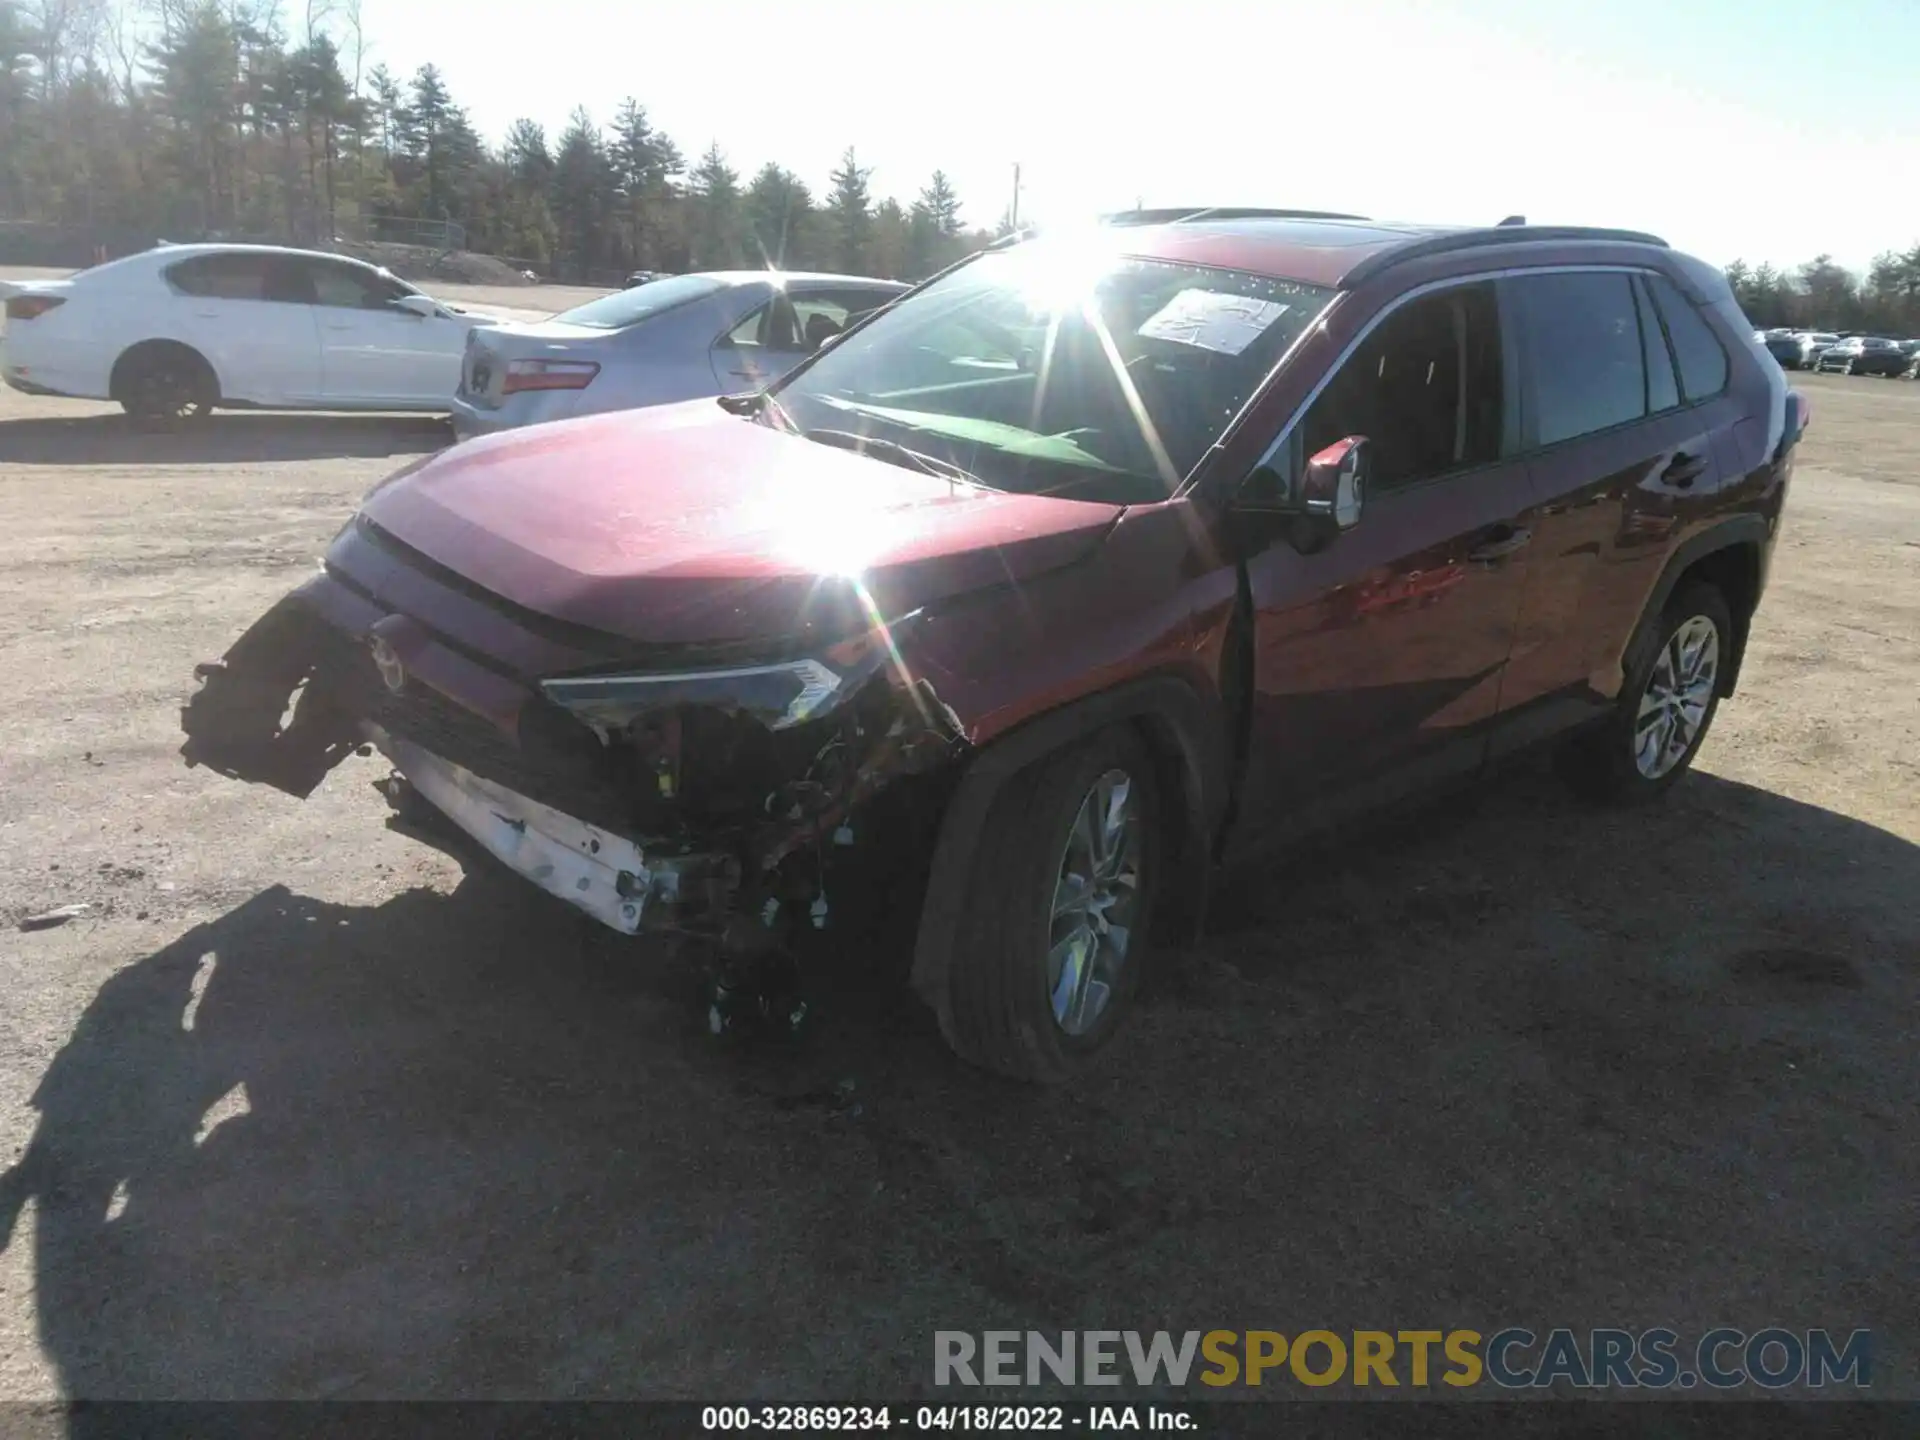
827,145,871,274
744,162,811,269
687,141,740,268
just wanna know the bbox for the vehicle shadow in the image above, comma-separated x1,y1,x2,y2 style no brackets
0,412,453,466
2,767,1916,1400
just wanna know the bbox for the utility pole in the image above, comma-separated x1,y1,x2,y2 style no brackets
1010,163,1021,232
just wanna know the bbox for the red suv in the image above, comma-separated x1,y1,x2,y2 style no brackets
182,211,1809,1082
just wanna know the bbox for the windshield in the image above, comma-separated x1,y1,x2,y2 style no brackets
554,273,726,330
769,244,1335,503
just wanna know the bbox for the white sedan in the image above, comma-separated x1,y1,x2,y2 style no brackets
1,243,505,421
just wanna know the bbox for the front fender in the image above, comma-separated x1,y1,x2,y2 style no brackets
907,672,1229,1026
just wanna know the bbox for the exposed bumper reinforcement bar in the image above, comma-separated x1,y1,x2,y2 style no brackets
364,722,712,937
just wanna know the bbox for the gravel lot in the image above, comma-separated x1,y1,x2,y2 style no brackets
0,283,1915,1401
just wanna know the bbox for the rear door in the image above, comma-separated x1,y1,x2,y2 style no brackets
163,253,322,403
1494,267,1731,751
302,257,462,406
1229,279,1538,856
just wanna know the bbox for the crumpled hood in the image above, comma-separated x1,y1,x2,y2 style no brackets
357,400,1122,645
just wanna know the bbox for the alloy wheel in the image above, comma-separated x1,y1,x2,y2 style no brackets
1634,615,1719,779
133,366,208,421
1046,768,1142,1036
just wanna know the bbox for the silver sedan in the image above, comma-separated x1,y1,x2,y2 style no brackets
449,271,908,439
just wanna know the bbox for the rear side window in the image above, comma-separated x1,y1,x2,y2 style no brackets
1632,277,1680,413
1512,271,1647,446
165,254,271,300
1644,272,1729,401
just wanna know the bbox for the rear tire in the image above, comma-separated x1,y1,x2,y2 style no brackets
940,727,1163,1084
114,344,217,426
1558,581,1733,805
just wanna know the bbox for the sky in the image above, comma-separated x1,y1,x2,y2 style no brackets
357,0,1920,273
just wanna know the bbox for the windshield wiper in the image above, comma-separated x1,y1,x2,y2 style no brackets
801,428,993,490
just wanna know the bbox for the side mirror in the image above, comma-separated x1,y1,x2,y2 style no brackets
393,293,440,320
1234,434,1370,554
1301,436,1370,531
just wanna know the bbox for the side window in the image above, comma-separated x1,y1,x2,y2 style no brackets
308,260,384,309
1300,281,1504,491
788,288,896,351
723,293,800,351
790,294,852,351
724,307,765,347
1513,271,1647,446
1633,276,1680,413
166,254,269,301
1644,272,1729,402
262,258,317,304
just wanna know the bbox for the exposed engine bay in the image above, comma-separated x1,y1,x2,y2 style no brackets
180,590,969,1036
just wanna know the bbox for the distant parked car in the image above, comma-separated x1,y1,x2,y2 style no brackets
1,243,505,421
1813,336,1907,375
625,270,667,288
1898,339,1920,378
1794,332,1841,369
451,270,908,440
1762,333,1808,369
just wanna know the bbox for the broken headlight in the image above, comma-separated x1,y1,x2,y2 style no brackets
538,611,923,735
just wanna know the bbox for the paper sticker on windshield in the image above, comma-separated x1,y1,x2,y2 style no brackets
1137,290,1289,356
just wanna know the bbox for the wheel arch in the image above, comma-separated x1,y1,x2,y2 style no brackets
907,672,1231,1027
108,338,222,405
1633,516,1769,697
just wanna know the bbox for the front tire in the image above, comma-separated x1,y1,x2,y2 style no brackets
940,727,1162,1084
1558,581,1732,804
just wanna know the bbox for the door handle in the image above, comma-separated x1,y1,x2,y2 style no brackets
1467,524,1532,563
324,323,355,332
1662,451,1707,487
727,368,756,379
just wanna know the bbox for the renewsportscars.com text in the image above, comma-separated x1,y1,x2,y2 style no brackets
934,1328,1871,1390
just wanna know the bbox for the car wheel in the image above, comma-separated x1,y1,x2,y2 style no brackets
1557,581,1732,805
117,345,217,425
940,727,1162,1083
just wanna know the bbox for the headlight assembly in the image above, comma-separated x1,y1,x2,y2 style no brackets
539,610,923,734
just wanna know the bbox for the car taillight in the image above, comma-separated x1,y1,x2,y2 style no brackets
502,358,599,395
5,295,65,321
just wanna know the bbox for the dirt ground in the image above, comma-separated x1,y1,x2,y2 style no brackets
0,287,1915,1403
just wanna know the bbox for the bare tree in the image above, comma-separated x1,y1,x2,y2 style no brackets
26,0,111,93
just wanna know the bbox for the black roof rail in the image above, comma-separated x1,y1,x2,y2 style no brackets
1342,224,1670,287
1102,206,1371,227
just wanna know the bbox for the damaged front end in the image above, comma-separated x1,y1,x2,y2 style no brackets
181,584,968,982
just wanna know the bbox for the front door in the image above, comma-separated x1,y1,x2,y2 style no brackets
301,257,460,406
1230,279,1536,856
